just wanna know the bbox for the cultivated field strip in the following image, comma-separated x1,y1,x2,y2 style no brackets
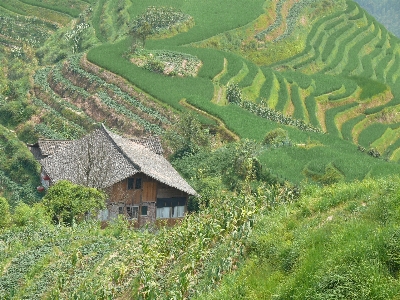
0,0,72,26
255,0,400,158
32,55,176,138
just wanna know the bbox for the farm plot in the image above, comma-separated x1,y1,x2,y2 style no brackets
324,103,359,138
0,0,71,25
357,123,389,148
341,115,366,142
43,59,168,135
0,7,58,47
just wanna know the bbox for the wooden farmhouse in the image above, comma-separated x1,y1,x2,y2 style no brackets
28,124,197,226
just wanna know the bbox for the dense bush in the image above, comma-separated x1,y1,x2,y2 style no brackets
226,83,242,104
42,180,106,225
0,197,11,229
263,127,292,148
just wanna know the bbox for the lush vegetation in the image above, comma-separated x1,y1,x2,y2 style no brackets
1,0,400,298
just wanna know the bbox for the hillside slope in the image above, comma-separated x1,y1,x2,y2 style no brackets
196,176,400,299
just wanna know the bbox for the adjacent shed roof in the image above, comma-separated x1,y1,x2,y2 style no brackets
40,125,197,196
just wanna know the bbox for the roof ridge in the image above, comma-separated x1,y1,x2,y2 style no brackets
100,124,142,171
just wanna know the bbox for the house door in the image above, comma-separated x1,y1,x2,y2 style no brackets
142,181,157,202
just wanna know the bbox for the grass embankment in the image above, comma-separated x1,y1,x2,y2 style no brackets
196,176,400,299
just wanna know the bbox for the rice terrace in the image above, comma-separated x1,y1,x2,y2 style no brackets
1,0,400,298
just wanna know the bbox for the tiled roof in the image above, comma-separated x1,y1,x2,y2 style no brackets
38,140,73,156
40,125,197,195
130,136,164,155
104,127,197,196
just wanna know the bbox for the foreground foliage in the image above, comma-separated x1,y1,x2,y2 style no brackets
197,176,400,299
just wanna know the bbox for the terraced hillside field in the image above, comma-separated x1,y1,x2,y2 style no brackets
1,0,400,189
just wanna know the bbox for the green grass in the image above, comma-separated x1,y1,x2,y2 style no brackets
291,84,306,121
341,115,365,142
197,176,400,299
17,0,87,17
325,103,359,137
305,96,321,129
0,0,71,25
350,76,387,100
238,61,259,88
219,53,246,85
358,123,389,148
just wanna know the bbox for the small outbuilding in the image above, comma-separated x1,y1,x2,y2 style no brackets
28,124,197,226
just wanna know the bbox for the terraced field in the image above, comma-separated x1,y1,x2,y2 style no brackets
1,0,400,190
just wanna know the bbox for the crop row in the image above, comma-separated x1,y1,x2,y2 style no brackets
0,0,71,26
0,15,54,47
34,67,98,130
240,100,321,133
0,189,266,298
32,97,86,140
274,0,319,42
96,91,162,134
324,103,359,138
255,0,286,40
66,55,172,125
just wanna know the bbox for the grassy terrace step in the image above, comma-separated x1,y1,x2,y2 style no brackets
357,123,389,148
282,71,313,90
238,60,259,88
272,1,356,68
305,95,321,129
386,52,400,84
92,0,107,42
291,84,307,121
219,53,245,85
325,20,374,76
370,127,400,156
320,23,355,64
311,74,343,97
275,73,289,112
64,56,171,125
374,50,395,82
0,0,71,25
325,103,359,138
322,20,375,75
327,79,359,101
341,115,366,142
387,138,400,161
242,68,265,101
259,68,278,105
17,0,88,18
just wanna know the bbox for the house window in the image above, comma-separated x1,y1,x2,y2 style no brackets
126,206,138,219
127,178,134,190
156,207,171,219
118,206,124,214
156,198,186,219
172,206,185,218
135,178,142,189
141,205,148,216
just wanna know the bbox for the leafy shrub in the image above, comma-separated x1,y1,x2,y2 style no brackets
130,6,194,36
384,228,400,277
163,113,210,158
263,128,291,147
13,202,50,227
0,100,36,126
0,197,11,229
368,148,381,158
43,180,106,225
303,163,344,185
226,83,242,104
